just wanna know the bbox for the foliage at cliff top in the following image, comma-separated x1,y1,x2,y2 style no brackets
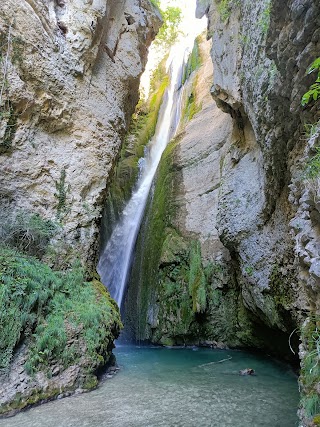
153,5,182,50
0,246,121,375
302,58,320,107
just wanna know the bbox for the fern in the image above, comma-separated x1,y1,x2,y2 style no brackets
302,58,320,106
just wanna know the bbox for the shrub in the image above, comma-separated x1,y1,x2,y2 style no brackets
300,317,320,420
0,208,57,258
0,246,121,374
153,6,182,50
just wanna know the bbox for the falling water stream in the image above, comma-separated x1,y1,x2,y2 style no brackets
97,41,188,308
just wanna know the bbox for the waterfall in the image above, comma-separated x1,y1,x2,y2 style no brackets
97,40,193,309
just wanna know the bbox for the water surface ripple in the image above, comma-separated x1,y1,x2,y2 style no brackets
0,347,299,427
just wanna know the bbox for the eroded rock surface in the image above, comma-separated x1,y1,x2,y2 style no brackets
192,0,320,341
0,0,161,268
126,1,319,423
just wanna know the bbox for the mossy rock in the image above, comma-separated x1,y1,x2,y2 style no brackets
103,57,170,230
313,414,320,426
82,374,99,391
159,336,176,346
268,263,295,309
160,228,188,265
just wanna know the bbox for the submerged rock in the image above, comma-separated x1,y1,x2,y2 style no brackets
239,368,255,376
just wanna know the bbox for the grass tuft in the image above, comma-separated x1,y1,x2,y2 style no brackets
0,246,122,374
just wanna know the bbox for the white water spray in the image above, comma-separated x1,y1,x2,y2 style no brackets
97,39,194,308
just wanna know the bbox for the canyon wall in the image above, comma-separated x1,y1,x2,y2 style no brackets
194,0,320,336
138,0,320,351
0,0,160,269
194,2,320,424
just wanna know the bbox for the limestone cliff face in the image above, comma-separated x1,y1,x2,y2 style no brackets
0,0,160,268
124,37,243,347
195,0,320,335
194,0,319,424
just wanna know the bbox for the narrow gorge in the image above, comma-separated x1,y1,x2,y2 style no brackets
0,0,319,426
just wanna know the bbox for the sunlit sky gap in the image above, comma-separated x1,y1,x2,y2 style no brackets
140,0,207,96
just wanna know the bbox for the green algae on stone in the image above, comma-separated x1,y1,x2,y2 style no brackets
123,132,249,346
181,37,202,85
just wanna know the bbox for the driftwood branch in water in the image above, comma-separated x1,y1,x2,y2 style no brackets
198,356,232,368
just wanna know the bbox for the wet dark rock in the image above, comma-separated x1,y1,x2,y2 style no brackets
239,368,255,376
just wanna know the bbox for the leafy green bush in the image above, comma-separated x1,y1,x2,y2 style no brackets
302,58,320,106
154,6,182,49
0,246,121,374
0,209,57,258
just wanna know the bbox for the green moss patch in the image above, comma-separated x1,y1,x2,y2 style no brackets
180,38,203,125
216,0,241,22
124,135,242,346
181,37,202,85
